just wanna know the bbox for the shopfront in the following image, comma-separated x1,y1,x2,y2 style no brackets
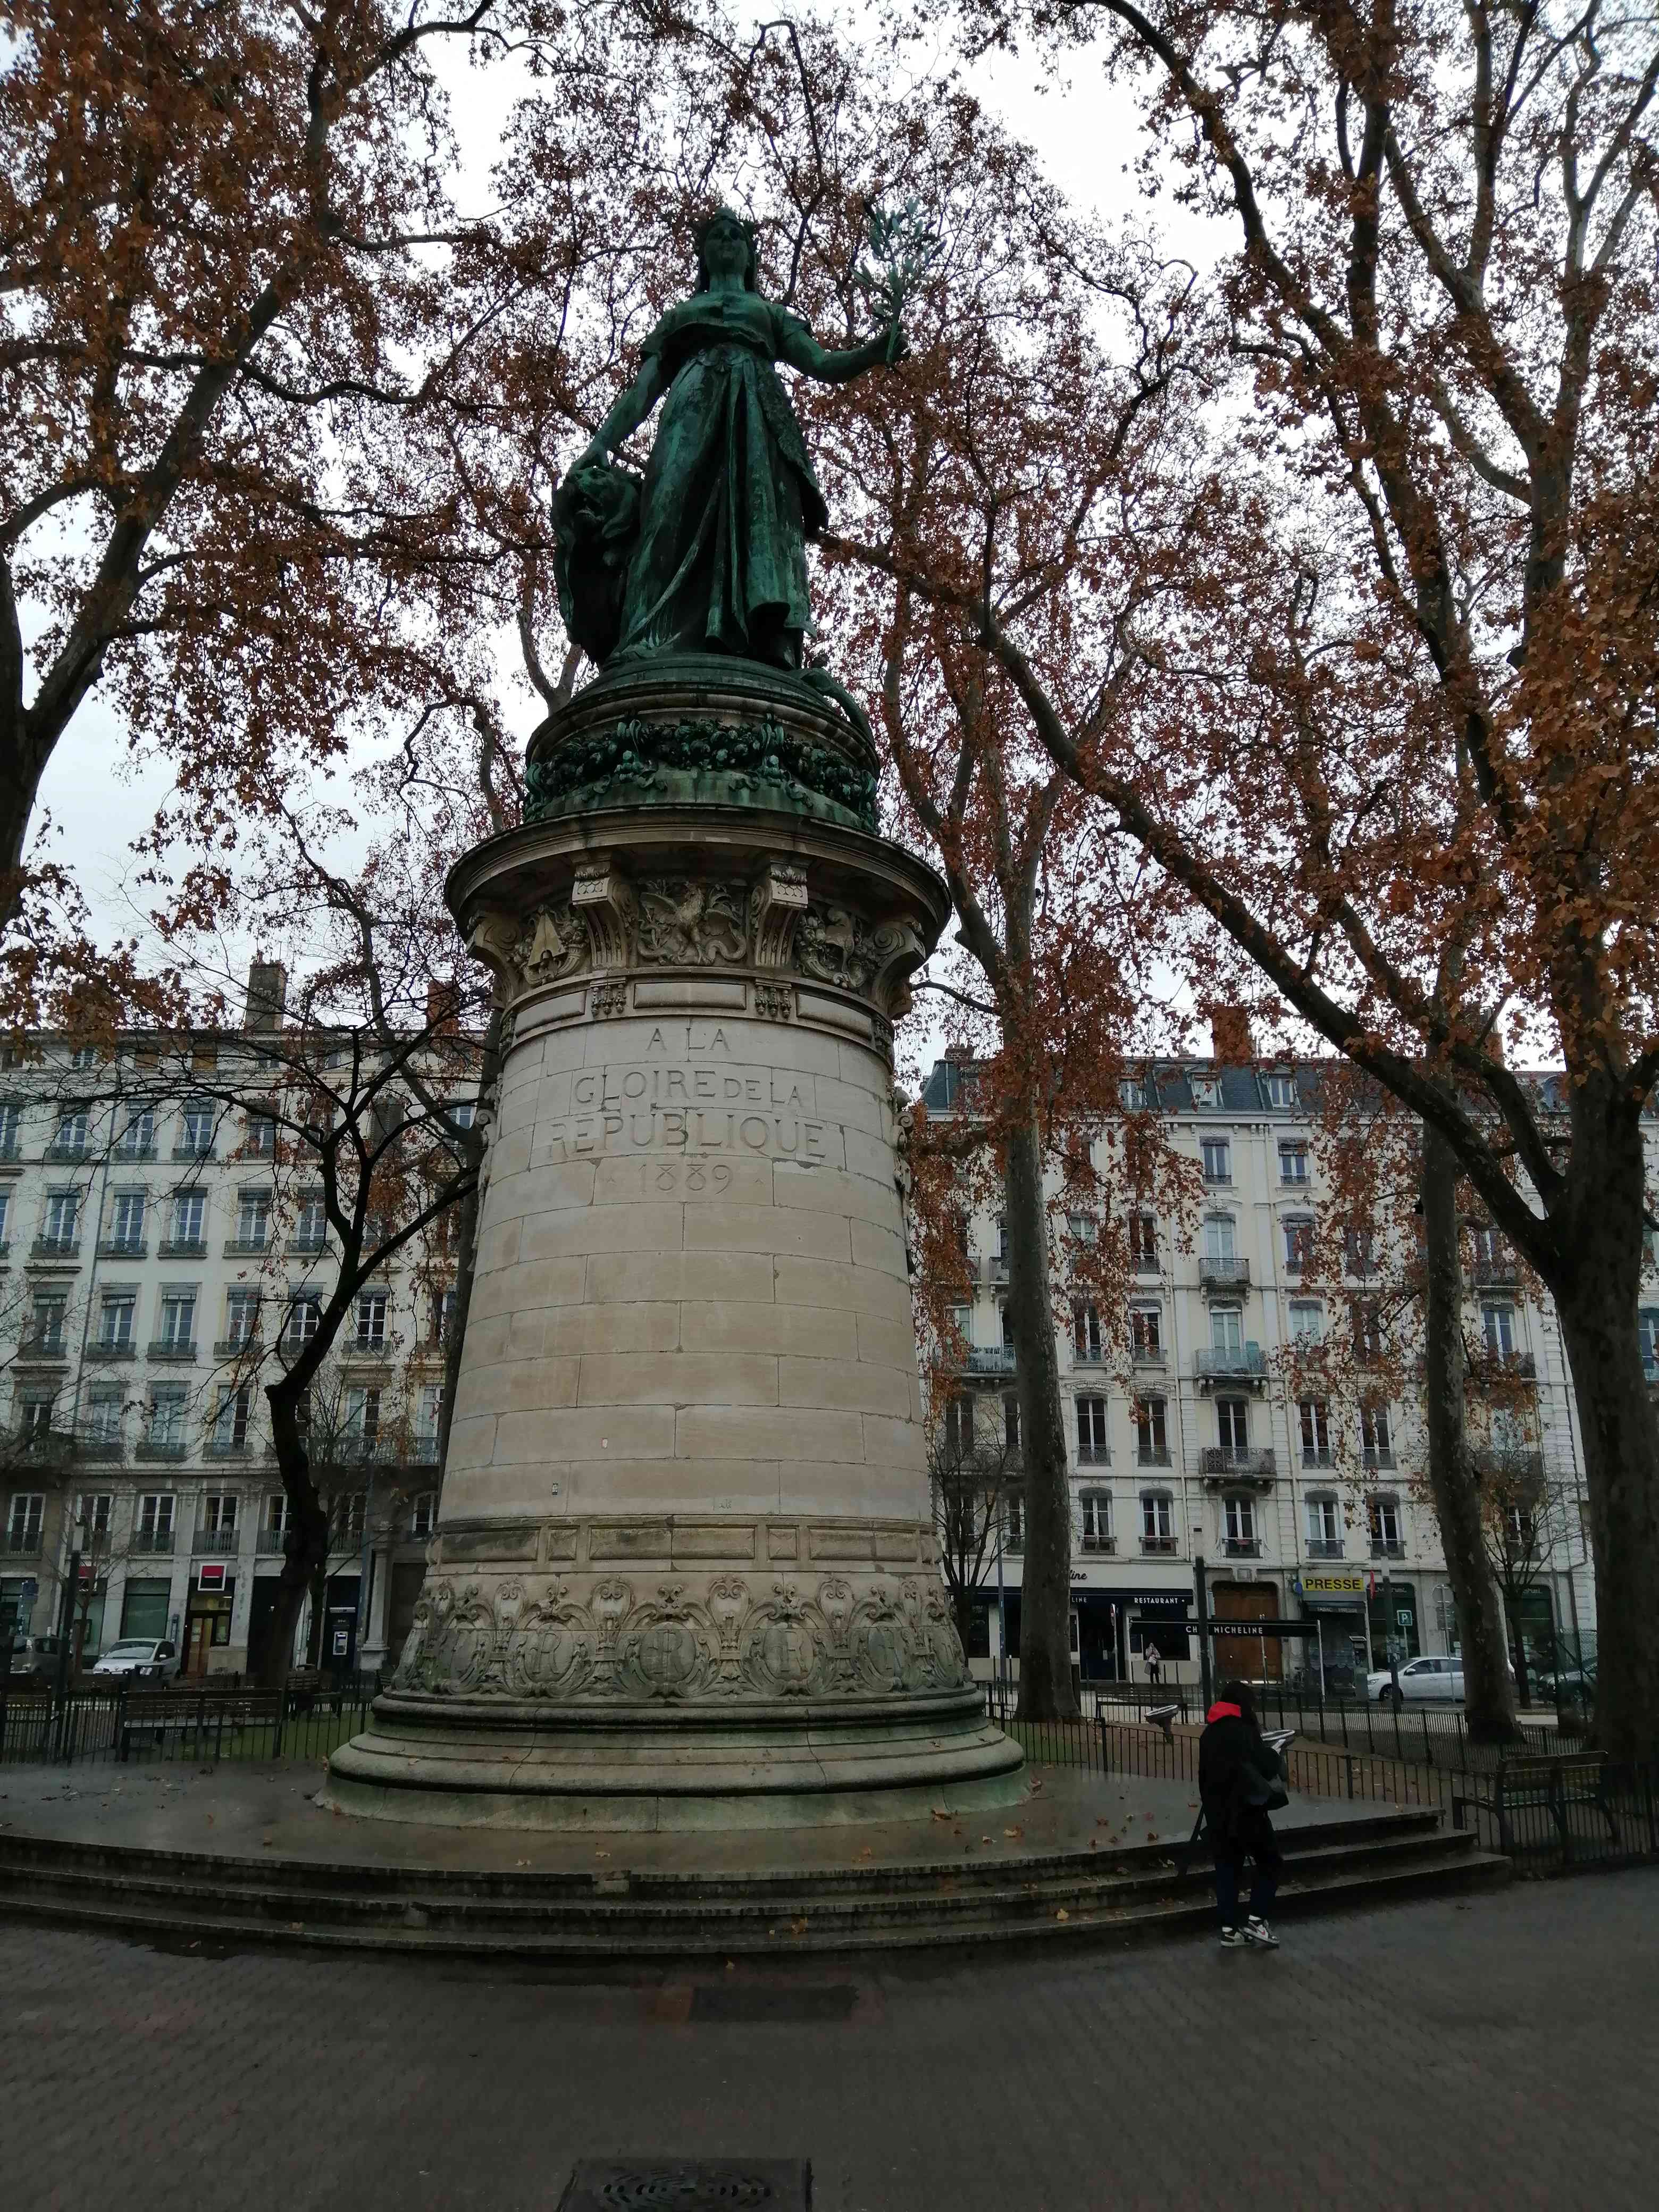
183,1568,235,1677
1296,1569,1371,1691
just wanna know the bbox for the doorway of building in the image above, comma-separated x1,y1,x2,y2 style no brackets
1212,1581,1284,1682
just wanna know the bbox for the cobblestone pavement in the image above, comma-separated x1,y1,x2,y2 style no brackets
2,1873,1654,2211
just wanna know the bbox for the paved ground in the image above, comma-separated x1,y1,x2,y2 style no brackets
2,1871,1653,2210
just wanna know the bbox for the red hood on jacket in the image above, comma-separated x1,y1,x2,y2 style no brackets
1206,1700,1243,1723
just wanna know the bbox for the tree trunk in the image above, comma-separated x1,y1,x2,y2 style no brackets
257,1386,331,1692
1549,1221,1659,1763
1421,1124,1521,1745
1004,1116,1077,1720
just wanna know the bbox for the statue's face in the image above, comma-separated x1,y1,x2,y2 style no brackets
703,220,749,282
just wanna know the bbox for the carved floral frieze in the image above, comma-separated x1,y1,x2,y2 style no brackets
391,1569,969,1704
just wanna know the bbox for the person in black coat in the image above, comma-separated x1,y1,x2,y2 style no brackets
1198,1679,1287,1947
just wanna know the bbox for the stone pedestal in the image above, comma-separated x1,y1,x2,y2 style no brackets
324,657,1021,1827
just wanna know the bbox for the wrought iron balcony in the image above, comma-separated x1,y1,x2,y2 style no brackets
962,1345,1017,1376
1195,1345,1268,1388
1076,1444,1111,1468
147,1340,198,1363
1140,1534,1179,1555
214,1336,263,1359
1130,1344,1166,1368
1361,1446,1396,1471
1302,1446,1336,1468
1472,1255,1519,1288
1222,1536,1263,1558
1369,1539,1406,1560
1,1531,45,1557
1199,1256,1251,1292
30,1236,80,1261
257,1527,289,1553
134,1439,188,1463
1079,1534,1116,1554
157,1238,207,1261
223,1236,270,1258
1304,1538,1345,1560
1136,1446,1172,1467
1201,1446,1277,1485
192,1524,241,1554
130,1527,177,1553
97,1238,147,1261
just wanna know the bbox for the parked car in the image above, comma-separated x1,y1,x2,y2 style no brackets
7,1634,63,1686
91,1638,180,1682
1367,1655,1515,1707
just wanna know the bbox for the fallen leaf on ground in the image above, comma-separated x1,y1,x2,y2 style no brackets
1056,1909,1069,1922
1003,1826,1024,1839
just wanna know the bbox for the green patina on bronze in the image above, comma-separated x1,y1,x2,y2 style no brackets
552,208,903,679
524,714,878,832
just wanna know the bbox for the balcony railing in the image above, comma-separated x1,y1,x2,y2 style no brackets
214,1336,263,1359
134,1439,188,1463
1222,1536,1263,1557
15,1334,70,1363
257,1526,289,1553
963,1346,1016,1376
1304,1538,1345,1559
1199,1256,1251,1292
1076,1445,1111,1468
192,1524,241,1554
1195,1345,1268,1384
112,1142,157,1163
157,1237,207,1260
130,1527,177,1553
348,1337,391,1359
203,1438,253,1460
1,1531,45,1557
1302,1446,1336,1468
74,1437,125,1462
1140,1534,1179,1555
1472,1255,1519,1287
1471,1447,1545,1484
43,1140,88,1164
1201,1446,1277,1482
1136,1446,1172,1467
1130,1344,1166,1368
1361,1447,1396,1471
1080,1533,1116,1554
1370,1539,1406,1559
97,1238,147,1261
30,1236,80,1260
223,1236,270,1258
147,1339,198,1363
172,1142,216,1162
287,1234,328,1256
1477,1351,1537,1381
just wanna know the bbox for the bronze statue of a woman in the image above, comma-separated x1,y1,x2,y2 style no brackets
555,209,904,672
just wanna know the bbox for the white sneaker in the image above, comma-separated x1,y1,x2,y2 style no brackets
1242,1916,1280,1948
1218,1924,1243,1947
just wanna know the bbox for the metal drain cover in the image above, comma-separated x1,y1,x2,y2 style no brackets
558,2162,809,2210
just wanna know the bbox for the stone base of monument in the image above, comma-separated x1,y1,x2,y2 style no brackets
325,651,1026,1830
322,1685,1024,1831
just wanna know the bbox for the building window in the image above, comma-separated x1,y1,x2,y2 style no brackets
264,1492,290,1537
179,1097,215,1156
346,1386,382,1452
433,1286,458,1346
1201,1135,1231,1184
1481,1304,1516,1358
1210,1304,1244,1355
202,1491,238,1535
1080,1492,1112,1551
1202,1212,1237,1260
1003,1395,1020,1452
1299,1398,1333,1465
41,1189,81,1247
225,1290,262,1348
1278,1140,1309,1184
1120,1078,1146,1111
0,1188,9,1244
0,1101,21,1156
1641,1308,1659,1379
1369,1495,1402,1552
51,1106,89,1155
1136,1396,1169,1465
1305,1494,1342,1550
1361,1404,1393,1468
212,1387,252,1451
1289,1300,1323,1343
355,1289,389,1349
1004,1495,1024,1551
7,1494,45,1549
283,1294,321,1349
293,1191,326,1248
1343,1225,1377,1276
1073,1302,1103,1362
137,1492,176,1540
1353,1301,1385,1363
245,1108,278,1158
1224,1494,1255,1547
410,1491,437,1538
1066,1211,1098,1247
158,1291,196,1350
97,1295,137,1352
29,1290,68,1356
83,1392,124,1448
147,1389,186,1449
1282,1214,1313,1274
333,1492,367,1544
1076,1395,1109,1464
75,1489,115,1534
415,1383,445,1459
1216,1395,1249,1452
234,1190,271,1249
168,1190,206,1246
1191,1075,1220,1108
943,1393,975,1459
1263,1072,1296,1109
1129,1211,1158,1271
1129,1304,1162,1359
108,1189,146,1251
1141,1492,1176,1550
115,1107,155,1158
17,1394,57,1443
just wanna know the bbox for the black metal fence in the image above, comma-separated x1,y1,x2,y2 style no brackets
0,1680,375,1769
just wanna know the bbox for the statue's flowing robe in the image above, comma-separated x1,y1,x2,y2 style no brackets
615,294,827,664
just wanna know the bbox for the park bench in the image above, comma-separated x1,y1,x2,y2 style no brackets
1453,1752,1619,1856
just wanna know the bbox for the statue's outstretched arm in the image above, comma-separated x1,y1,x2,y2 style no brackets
578,351,671,467
777,317,908,385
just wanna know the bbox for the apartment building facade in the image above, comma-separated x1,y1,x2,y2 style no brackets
0,1009,474,1679
920,1057,1614,1694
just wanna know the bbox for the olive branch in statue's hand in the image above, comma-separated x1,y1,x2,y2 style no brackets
857,198,943,363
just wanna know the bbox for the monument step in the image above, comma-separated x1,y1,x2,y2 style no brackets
0,1822,1506,1957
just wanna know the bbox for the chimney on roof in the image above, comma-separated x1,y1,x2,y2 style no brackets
245,960,287,1034
426,977,461,1034
1208,1004,1255,1065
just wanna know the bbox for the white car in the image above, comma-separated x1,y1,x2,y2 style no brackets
91,1638,180,1682
1368,1655,1464,1706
